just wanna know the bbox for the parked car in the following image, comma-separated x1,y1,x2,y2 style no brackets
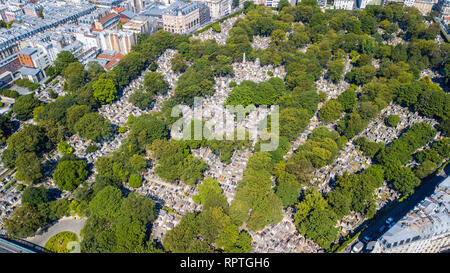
351,242,364,253
378,225,386,233
362,234,372,243
386,217,394,224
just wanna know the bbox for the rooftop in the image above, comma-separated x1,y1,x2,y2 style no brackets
163,1,202,16
378,176,450,249
18,66,41,75
17,47,37,56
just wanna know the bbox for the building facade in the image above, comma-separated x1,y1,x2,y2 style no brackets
17,46,51,70
128,0,145,14
94,12,120,30
334,0,356,10
373,176,450,253
195,0,229,20
97,30,136,55
122,16,153,35
437,0,450,23
162,1,210,34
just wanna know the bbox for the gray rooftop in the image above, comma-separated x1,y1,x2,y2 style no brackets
17,47,37,56
163,1,202,16
378,176,450,249
18,66,41,75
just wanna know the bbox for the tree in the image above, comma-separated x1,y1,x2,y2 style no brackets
143,72,169,95
120,192,156,224
385,114,400,127
87,61,105,80
38,119,66,144
0,114,13,143
355,137,384,159
179,155,208,186
197,207,230,243
66,105,91,133
128,174,142,188
53,159,88,191
15,152,42,185
12,94,40,121
54,51,77,74
8,124,49,154
127,114,168,151
74,112,111,142
392,167,421,196
212,22,221,33
362,37,377,55
318,99,343,123
280,107,311,141
337,86,357,112
326,59,345,83
163,213,209,253
3,203,47,238
63,62,86,92
93,78,118,104
57,141,73,155
2,148,17,169
193,177,226,206
89,186,123,221
337,112,367,139
271,29,286,46
326,189,351,219
221,229,252,253
277,0,290,11
213,55,234,76
414,87,448,120
174,59,215,106
22,186,49,205
275,171,301,207
171,53,188,73
414,160,437,179
129,88,154,110
294,188,338,249
346,65,376,85
112,215,146,252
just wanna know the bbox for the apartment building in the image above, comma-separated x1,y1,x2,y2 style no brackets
334,0,356,10
97,30,136,55
17,46,51,70
357,0,382,9
128,0,145,14
384,0,438,15
373,176,450,253
23,4,43,17
93,12,120,30
195,0,229,20
122,16,154,35
437,0,450,23
162,1,210,34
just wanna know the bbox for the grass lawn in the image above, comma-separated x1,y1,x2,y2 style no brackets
44,231,79,253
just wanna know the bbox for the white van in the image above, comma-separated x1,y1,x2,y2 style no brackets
351,242,364,253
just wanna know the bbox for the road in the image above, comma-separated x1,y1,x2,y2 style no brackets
0,236,43,253
0,237,35,253
24,216,86,249
344,163,450,253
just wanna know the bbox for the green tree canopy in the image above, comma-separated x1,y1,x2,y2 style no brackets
93,78,118,104
53,159,88,191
